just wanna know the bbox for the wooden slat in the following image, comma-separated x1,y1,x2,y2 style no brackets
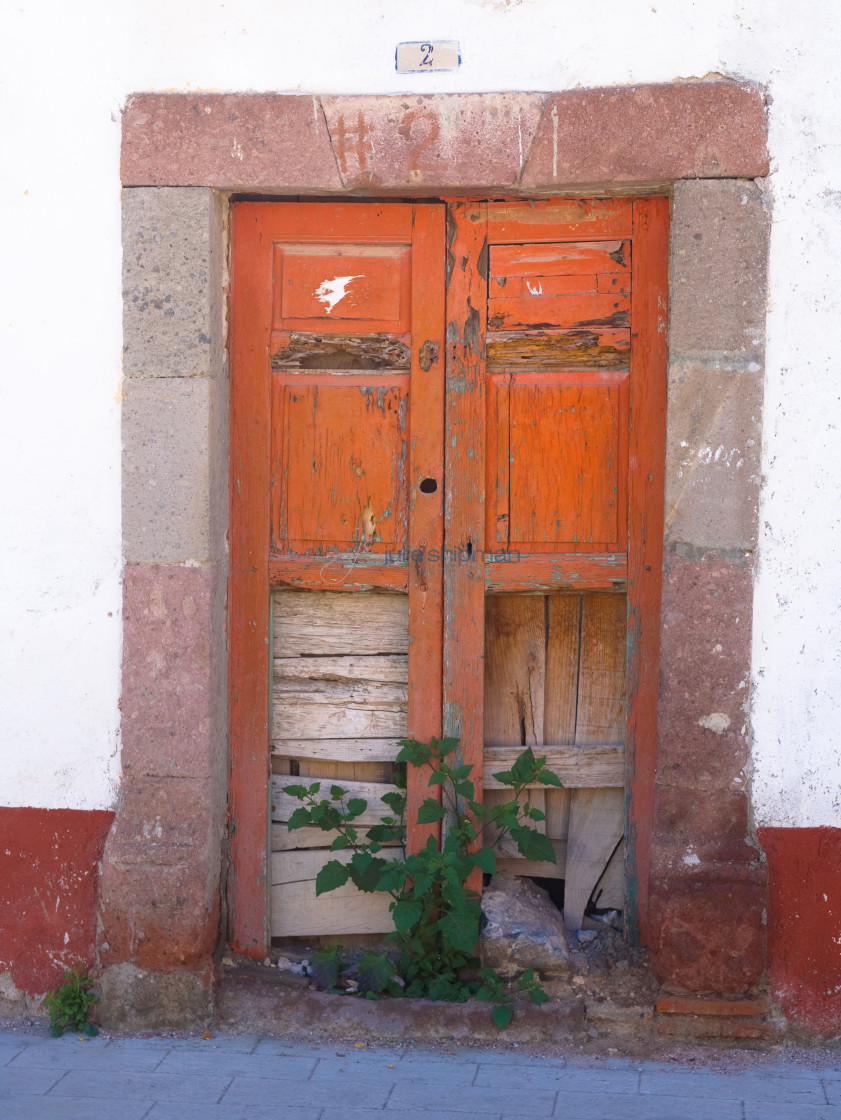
489,293,630,332
545,789,571,840
544,594,581,745
590,838,625,912
228,203,273,958
626,197,669,946
483,744,624,789
274,656,407,684
271,849,399,937
443,202,488,893
269,557,408,592
487,199,633,244
272,738,401,762
497,843,567,880
485,553,627,592
271,688,407,741
272,591,408,656
271,775,399,826
406,203,446,853
484,596,546,748
490,241,630,277
575,593,627,745
563,788,625,931
486,330,630,373
271,823,402,851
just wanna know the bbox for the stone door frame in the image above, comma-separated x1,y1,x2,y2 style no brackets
104,83,770,1015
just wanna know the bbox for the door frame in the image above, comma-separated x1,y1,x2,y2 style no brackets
228,195,667,957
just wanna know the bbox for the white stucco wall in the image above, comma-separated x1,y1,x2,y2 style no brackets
1,0,839,825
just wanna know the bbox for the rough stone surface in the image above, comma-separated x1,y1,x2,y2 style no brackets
669,179,770,354
656,552,754,792
321,93,545,189
648,870,767,993
521,82,768,187
480,873,571,976
216,970,584,1042
121,94,343,190
122,188,225,380
96,963,211,1030
121,565,224,779
652,786,757,872
665,356,763,552
122,376,224,563
121,84,768,191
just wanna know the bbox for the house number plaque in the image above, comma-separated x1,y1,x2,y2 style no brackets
395,41,460,72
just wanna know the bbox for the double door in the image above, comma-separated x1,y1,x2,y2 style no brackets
229,198,667,955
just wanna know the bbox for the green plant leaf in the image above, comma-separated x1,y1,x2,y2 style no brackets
315,860,350,895
330,835,351,851
396,739,432,766
345,798,367,819
286,807,312,831
308,945,344,990
380,791,406,815
438,737,461,757
492,1004,514,1030
537,769,564,788
392,898,423,934
282,784,308,799
509,826,557,863
416,799,446,824
330,785,348,800
530,986,549,1006
375,862,408,892
472,847,496,875
438,908,479,954
357,951,396,995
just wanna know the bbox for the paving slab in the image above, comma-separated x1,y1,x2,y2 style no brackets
476,1064,638,1092
551,1088,742,1120
10,1038,166,1071
0,1098,151,1120
0,1066,64,1096
45,1068,232,1102
220,1073,391,1110
743,1105,841,1120
386,1082,557,1114
640,1069,828,1104
155,1048,317,1079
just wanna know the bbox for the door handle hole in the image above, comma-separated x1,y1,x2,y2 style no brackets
419,478,438,495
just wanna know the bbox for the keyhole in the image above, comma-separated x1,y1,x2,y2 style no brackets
419,478,438,494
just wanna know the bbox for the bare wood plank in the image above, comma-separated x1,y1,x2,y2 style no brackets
272,775,399,826
271,331,411,370
563,788,624,931
483,745,624,789
545,594,581,745
271,849,398,937
271,690,407,740
545,789,571,840
590,838,625,912
272,738,402,762
484,596,546,748
271,823,402,851
272,591,409,656
575,593,627,745
274,656,408,684
486,330,630,374
497,842,567,880
296,758,393,784
485,553,627,593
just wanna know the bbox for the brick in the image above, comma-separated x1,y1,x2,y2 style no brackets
122,376,224,562
657,995,770,1016
670,179,770,354
655,1015,776,1040
522,81,768,187
122,188,225,379
121,94,343,190
665,356,763,551
121,565,224,779
321,93,544,189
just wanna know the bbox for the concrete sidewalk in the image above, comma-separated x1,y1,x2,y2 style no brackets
1,1029,840,1120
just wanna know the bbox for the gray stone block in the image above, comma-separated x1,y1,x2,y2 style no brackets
123,188,226,380
670,179,769,354
665,352,763,550
97,964,211,1031
122,376,222,562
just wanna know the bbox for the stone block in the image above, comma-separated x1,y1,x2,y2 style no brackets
480,872,571,976
652,786,759,870
649,870,767,992
97,964,211,1030
121,94,343,190
123,188,225,380
522,82,768,188
657,552,754,790
121,565,224,780
98,775,223,970
123,376,223,563
670,179,770,354
665,356,763,551
321,93,544,189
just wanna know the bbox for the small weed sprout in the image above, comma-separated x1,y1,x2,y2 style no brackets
44,968,99,1038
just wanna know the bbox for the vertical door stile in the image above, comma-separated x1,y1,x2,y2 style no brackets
626,197,669,945
407,204,447,852
229,205,272,959
443,202,488,864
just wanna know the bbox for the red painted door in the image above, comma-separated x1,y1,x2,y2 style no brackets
229,198,667,956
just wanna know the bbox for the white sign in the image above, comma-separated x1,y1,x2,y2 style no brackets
396,41,460,72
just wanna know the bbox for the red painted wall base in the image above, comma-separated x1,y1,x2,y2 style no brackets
0,807,114,995
758,826,841,1035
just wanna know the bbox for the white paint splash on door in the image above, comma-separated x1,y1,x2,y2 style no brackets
314,274,363,314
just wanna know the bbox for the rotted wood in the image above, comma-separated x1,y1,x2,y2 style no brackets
272,591,409,656
486,330,630,373
271,331,411,370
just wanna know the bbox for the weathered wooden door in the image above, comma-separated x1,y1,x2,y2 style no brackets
229,198,667,956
